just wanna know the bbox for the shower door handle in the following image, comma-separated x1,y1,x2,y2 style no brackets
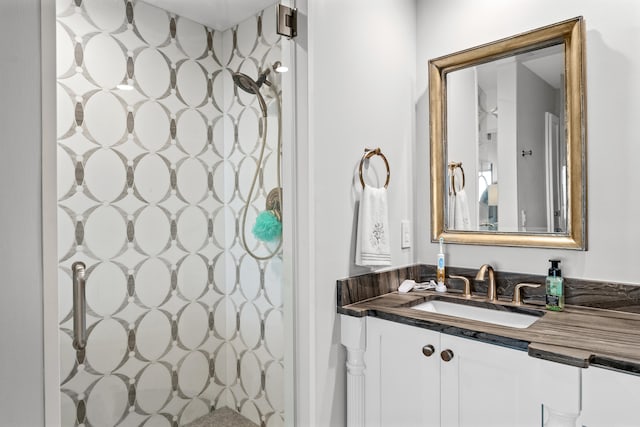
72,261,87,351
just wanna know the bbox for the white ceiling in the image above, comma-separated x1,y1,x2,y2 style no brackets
521,45,564,89
476,44,564,92
143,0,277,31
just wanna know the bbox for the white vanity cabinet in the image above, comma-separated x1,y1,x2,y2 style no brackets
364,317,441,427
361,317,539,427
342,315,582,427
439,333,540,427
580,366,640,426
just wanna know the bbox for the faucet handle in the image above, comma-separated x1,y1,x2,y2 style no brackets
512,283,541,305
449,275,472,298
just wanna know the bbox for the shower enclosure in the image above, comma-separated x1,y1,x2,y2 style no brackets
50,0,292,425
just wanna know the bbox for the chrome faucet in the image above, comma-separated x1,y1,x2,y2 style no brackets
475,264,497,301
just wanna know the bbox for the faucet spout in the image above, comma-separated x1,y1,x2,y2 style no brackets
475,264,497,301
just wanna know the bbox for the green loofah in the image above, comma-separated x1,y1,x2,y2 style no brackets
252,210,282,242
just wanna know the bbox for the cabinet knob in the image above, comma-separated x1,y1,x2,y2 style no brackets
440,349,454,362
422,344,435,357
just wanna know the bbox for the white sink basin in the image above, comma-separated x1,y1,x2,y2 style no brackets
411,300,541,329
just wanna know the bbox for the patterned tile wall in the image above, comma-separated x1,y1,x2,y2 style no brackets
56,0,283,425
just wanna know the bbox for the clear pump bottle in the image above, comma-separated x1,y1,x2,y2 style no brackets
545,259,564,311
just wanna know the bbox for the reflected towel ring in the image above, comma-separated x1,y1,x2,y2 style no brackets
359,147,391,189
448,162,465,195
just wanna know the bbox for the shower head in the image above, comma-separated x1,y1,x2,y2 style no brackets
233,68,272,92
232,61,288,94
232,63,286,117
232,71,268,117
233,72,260,95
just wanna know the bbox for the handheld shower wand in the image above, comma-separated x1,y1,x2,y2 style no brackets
232,71,269,117
232,61,287,117
232,63,286,260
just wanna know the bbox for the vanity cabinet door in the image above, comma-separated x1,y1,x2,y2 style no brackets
365,317,441,427
581,366,640,426
439,334,539,427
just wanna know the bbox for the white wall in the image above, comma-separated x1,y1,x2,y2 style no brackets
416,0,640,283
303,2,640,425
0,0,45,425
306,0,416,425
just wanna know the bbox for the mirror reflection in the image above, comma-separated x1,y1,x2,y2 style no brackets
446,44,566,234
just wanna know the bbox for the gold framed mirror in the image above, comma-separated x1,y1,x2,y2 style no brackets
429,17,586,249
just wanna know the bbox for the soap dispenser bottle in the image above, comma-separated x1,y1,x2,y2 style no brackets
545,259,564,311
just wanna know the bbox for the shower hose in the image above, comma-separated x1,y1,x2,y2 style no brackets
240,84,283,261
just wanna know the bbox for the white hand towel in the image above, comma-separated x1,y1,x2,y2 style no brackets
448,189,471,231
356,186,391,266
453,188,471,230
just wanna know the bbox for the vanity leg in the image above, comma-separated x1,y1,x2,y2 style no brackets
340,315,366,427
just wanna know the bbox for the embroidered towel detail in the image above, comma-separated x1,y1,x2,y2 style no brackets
356,186,391,266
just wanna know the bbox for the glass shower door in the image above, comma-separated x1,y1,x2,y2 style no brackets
55,0,287,425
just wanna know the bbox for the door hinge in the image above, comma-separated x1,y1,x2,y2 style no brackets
277,4,297,39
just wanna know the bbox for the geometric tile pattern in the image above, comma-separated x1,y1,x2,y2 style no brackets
56,1,283,425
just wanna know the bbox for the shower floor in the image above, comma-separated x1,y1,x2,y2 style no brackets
186,408,259,427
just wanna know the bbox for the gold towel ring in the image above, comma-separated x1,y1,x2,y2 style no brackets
448,162,465,195
359,147,390,189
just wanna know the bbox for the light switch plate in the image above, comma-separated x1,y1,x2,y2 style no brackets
401,220,411,248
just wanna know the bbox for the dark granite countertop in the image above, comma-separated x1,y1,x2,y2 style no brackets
337,265,640,375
